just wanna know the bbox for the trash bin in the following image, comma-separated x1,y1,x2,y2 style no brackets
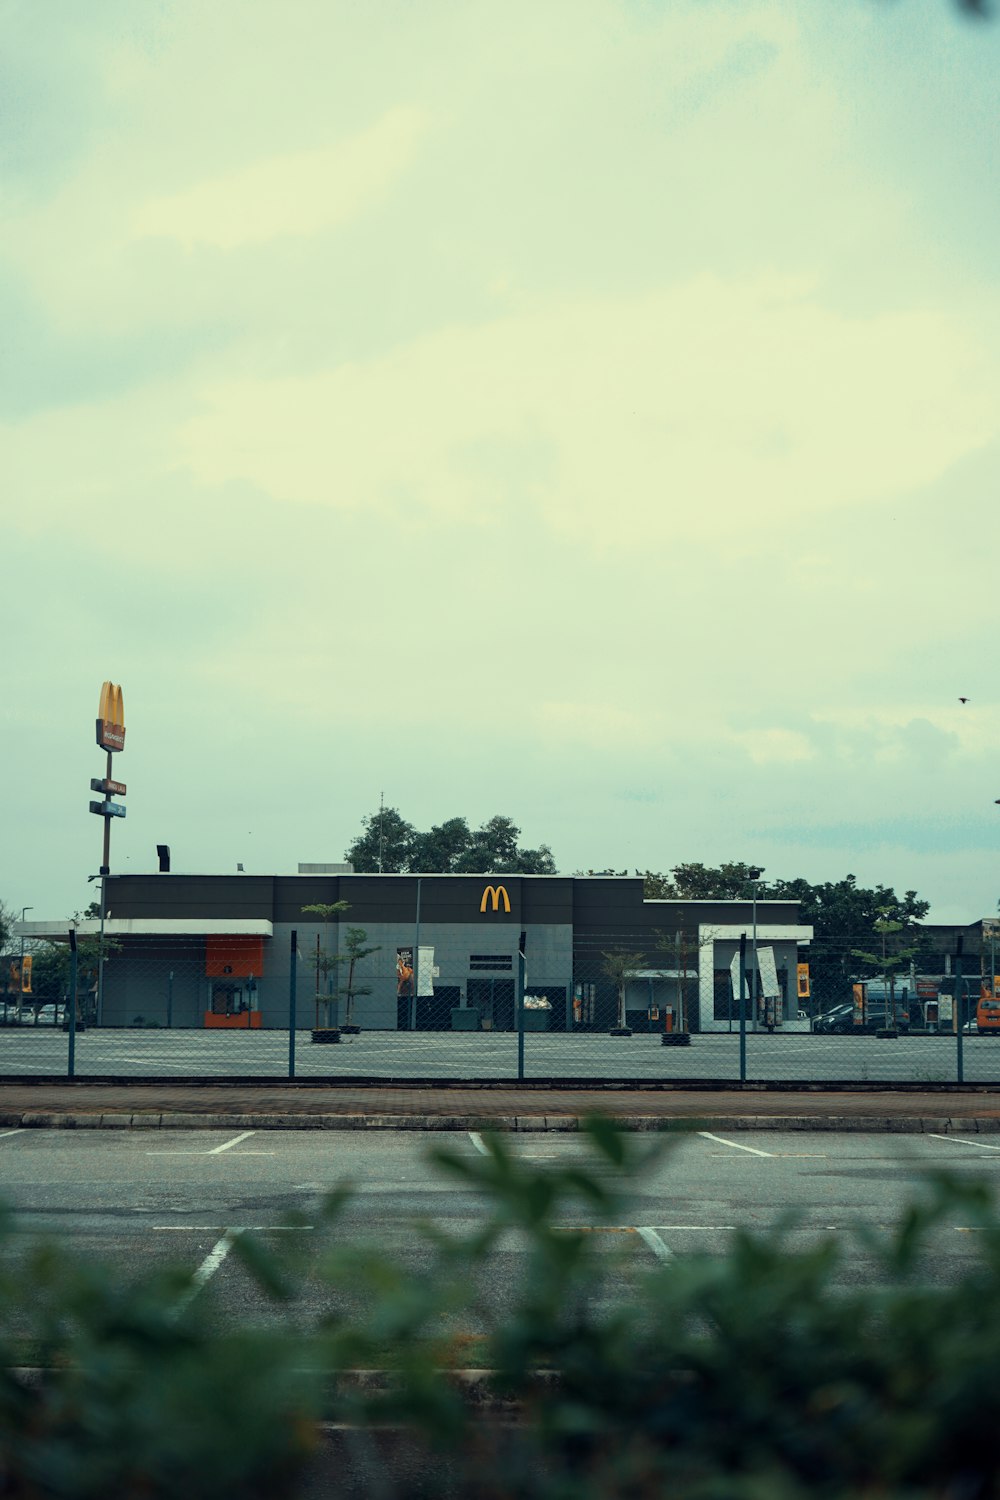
521,1008,550,1032
451,1007,481,1031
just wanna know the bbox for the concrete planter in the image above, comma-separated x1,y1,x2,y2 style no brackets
311,1028,342,1044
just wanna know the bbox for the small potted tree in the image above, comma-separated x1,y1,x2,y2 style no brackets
339,926,380,1034
656,925,695,1046
851,907,918,1038
602,950,644,1037
302,901,349,1043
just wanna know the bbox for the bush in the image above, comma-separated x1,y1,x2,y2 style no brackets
3,1123,1000,1497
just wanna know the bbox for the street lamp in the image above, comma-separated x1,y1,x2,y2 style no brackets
18,907,32,1021
748,869,764,1030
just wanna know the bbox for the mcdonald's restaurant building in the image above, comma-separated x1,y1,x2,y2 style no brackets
39,870,813,1033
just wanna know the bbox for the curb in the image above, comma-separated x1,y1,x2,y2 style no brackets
4,1075,1000,1093
3,1111,1000,1134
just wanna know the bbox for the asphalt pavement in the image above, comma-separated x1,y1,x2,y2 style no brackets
3,1129,998,1315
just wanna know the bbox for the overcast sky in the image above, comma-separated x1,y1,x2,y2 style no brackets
3,0,998,928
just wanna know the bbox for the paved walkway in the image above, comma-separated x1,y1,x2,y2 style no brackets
1,1081,998,1132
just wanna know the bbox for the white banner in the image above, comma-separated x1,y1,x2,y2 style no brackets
757,946,780,999
417,945,435,997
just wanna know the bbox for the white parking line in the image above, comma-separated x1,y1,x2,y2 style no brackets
698,1132,774,1158
177,1229,242,1308
652,1224,738,1232
636,1227,673,1261
147,1130,260,1158
928,1134,1000,1152
208,1131,256,1154
154,1225,313,1232
469,1132,489,1155
0,1130,25,1141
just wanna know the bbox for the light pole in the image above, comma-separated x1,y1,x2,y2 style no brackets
748,868,764,1031
18,907,32,1022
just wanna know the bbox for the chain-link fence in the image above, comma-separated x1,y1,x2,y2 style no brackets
2,931,996,1085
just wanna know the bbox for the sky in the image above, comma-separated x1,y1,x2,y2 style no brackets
3,0,999,929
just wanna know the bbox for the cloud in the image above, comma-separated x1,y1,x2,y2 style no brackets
734,728,816,764
176,276,999,548
133,107,428,249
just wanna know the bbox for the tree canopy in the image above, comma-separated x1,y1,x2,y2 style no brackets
345,808,557,875
0,902,15,957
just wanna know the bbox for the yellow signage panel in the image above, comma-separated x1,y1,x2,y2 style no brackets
796,963,810,999
96,680,126,751
21,955,32,994
480,884,511,914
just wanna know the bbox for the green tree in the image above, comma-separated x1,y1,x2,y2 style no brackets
851,906,921,1017
29,923,122,1022
409,818,474,873
668,863,766,900
301,901,351,1028
0,901,16,958
769,875,929,1008
654,922,711,1033
340,927,380,1028
601,949,645,1032
346,808,557,875
345,806,416,873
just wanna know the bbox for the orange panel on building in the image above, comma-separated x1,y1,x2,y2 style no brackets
204,937,264,977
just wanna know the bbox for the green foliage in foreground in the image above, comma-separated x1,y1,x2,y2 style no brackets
3,1123,1000,1497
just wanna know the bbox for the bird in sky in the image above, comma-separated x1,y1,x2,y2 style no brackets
959,697,969,703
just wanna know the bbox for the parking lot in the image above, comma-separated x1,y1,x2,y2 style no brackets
1,1026,997,1084
2,1126,999,1335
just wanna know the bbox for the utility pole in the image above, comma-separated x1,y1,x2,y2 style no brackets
749,867,764,1033
378,791,384,874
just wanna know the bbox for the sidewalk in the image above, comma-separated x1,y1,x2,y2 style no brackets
1,1081,999,1132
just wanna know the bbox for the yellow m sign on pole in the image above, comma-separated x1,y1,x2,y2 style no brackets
97,680,126,751
480,884,511,914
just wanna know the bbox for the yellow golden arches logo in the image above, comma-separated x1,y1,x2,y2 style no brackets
480,884,511,914
97,680,126,751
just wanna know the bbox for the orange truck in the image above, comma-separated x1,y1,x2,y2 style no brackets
976,979,1000,1034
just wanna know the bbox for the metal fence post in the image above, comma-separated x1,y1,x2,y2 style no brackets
739,931,748,1082
68,929,78,1081
410,879,421,1034
289,929,297,1079
955,936,964,1084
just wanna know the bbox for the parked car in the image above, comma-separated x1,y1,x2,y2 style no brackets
30,1004,62,1025
812,1004,854,1034
812,1002,906,1035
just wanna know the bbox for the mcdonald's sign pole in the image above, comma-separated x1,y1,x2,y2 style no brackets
90,681,127,1026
